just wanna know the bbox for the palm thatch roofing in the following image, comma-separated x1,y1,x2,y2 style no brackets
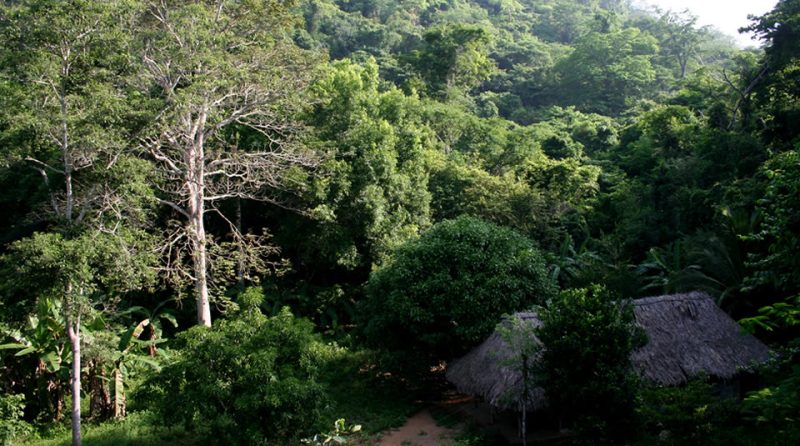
445,292,770,411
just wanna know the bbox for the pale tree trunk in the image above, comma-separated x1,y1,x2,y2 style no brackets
61,118,73,221
186,108,212,327
61,70,82,445
66,304,81,446
191,215,211,327
232,137,245,289
679,54,688,80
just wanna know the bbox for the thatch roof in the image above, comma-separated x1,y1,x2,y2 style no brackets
446,292,770,410
445,312,549,411
630,292,770,385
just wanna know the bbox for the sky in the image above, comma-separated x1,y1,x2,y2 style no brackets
632,0,778,47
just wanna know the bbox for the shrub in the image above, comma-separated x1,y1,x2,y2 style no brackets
0,393,32,446
635,346,800,446
140,296,327,445
637,378,742,445
742,340,800,445
359,216,556,363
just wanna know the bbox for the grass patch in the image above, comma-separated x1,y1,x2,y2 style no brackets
317,349,422,435
429,405,463,429
16,411,203,446
20,348,422,445
450,424,508,446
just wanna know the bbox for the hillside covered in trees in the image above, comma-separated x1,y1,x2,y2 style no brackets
1,0,798,445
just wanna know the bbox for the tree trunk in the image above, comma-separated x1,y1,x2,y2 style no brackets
521,354,528,446
59,74,73,223
87,361,96,420
88,360,112,420
54,385,64,423
679,55,688,80
236,197,245,288
148,324,157,357
113,368,126,418
66,314,81,446
39,361,64,422
187,109,211,327
62,69,81,445
191,213,211,327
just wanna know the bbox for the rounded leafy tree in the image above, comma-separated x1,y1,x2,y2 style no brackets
360,216,556,361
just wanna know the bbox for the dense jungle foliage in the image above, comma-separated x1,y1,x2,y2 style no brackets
1,0,799,445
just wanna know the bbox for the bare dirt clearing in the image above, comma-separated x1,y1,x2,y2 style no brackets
376,409,461,446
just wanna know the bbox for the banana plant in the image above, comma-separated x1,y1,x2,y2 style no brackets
110,318,164,418
107,299,177,417
636,240,690,294
0,298,69,421
116,299,178,357
0,299,66,372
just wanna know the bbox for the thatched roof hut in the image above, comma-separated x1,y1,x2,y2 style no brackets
445,311,548,411
446,292,770,410
630,292,770,385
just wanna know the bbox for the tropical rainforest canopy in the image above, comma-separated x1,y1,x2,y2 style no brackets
1,0,799,445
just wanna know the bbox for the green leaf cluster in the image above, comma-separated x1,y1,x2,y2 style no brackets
360,216,556,363
0,393,33,445
140,305,328,444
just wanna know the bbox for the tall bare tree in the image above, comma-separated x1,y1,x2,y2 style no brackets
135,0,318,327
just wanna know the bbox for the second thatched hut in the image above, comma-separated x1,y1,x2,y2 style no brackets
446,291,771,410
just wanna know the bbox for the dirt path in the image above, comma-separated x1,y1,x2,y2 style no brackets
373,393,568,446
376,409,461,446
